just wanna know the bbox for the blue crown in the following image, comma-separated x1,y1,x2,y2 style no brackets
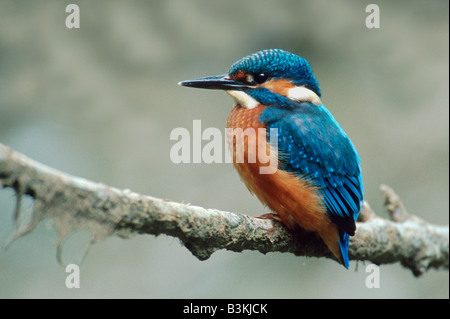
228,49,321,97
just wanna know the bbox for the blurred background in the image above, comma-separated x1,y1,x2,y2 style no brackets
0,0,448,298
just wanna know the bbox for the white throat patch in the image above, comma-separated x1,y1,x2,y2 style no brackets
226,90,260,109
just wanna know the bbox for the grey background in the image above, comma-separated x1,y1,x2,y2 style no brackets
0,0,448,298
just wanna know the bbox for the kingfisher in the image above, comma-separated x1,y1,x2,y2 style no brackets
179,49,363,268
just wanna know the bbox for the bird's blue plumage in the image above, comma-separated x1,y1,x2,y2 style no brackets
258,95,363,268
229,49,321,96
258,99,363,233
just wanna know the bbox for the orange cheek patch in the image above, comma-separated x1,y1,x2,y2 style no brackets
260,78,295,96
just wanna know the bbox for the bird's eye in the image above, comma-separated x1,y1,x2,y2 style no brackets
245,73,269,85
253,73,269,84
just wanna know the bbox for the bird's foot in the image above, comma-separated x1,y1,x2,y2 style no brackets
257,213,283,223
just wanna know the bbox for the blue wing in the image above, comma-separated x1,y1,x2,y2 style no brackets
260,102,363,237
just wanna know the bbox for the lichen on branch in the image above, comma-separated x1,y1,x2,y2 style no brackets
0,143,448,276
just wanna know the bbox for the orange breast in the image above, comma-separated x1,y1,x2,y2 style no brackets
226,105,331,232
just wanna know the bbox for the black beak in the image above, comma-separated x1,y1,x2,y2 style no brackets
178,74,250,91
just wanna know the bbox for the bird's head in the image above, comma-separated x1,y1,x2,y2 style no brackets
179,49,322,109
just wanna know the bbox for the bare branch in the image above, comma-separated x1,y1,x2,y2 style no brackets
0,143,448,276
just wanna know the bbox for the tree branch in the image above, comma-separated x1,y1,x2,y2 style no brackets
0,143,448,276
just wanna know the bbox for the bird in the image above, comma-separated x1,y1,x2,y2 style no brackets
178,49,363,268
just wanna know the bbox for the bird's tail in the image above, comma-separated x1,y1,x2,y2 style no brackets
338,230,350,269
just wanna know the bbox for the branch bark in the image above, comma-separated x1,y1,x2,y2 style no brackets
0,143,448,276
